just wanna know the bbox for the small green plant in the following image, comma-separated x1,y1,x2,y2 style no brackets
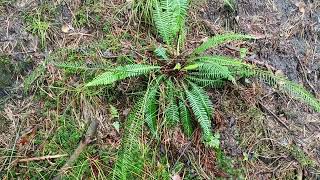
25,13,50,48
82,0,320,178
224,0,236,12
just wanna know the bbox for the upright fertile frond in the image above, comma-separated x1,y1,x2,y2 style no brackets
153,0,188,45
112,99,146,180
184,82,219,148
86,64,160,87
179,93,194,137
164,79,179,125
191,33,254,56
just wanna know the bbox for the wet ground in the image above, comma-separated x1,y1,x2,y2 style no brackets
203,0,320,178
0,0,319,179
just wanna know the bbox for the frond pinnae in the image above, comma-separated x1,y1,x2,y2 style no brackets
178,92,194,137
183,81,219,148
254,70,320,112
153,0,188,46
191,33,254,56
187,76,225,88
86,64,160,87
164,79,179,125
112,98,146,179
141,75,165,136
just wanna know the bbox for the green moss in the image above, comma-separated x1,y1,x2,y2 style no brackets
0,56,14,88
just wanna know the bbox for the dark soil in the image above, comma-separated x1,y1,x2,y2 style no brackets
202,0,320,178
0,0,319,179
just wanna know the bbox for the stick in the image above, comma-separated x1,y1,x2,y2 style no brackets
53,120,98,180
257,101,290,130
14,154,68,163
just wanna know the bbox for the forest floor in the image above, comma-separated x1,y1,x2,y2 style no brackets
0,0,319,179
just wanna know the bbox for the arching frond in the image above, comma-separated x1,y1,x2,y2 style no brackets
187,76,225,88
254,70,320,112
179,92,194,137
112,98,146,180
86,64,160,87
192,55,250,68
164,79,179,125
193,63,236,83
141,75,165,136
191,33,254,56
184,82,219,148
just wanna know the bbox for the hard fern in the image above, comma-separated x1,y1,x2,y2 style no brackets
112,98,146,180
191,33,254,56
178,92,194,137
164,79,180,125
86,64,160,86
252,70,320,112
153,0,188,46
141,75,164,136
183,81,219,148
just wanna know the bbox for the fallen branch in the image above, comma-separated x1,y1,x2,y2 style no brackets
257,100,290,130
53,120,98,180
14,154,68,163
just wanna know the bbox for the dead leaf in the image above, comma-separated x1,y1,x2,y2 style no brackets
18,126,37,146
172,174,182,180
295,1,306,14
61,24,73,33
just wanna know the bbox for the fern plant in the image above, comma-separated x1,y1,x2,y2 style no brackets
87,0,320,147
85,0,320,178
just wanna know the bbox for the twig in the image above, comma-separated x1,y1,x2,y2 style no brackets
294,49,318,97
14,154,68,163
53,120,98,180
257,101,290,130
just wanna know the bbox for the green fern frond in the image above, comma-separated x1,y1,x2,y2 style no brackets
191,33,254,56
193,63,236,83
154,46,169,59
153,0,188,45
281,80,320,112
86,64,160,87
184,81,218,148
253,70,320,112
143,87,159,136
188,81,213,116
178,93,194,137
192,55,251,68
112,99,146,180
187,76,225,88
164,79,179,125
141,75,165,136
